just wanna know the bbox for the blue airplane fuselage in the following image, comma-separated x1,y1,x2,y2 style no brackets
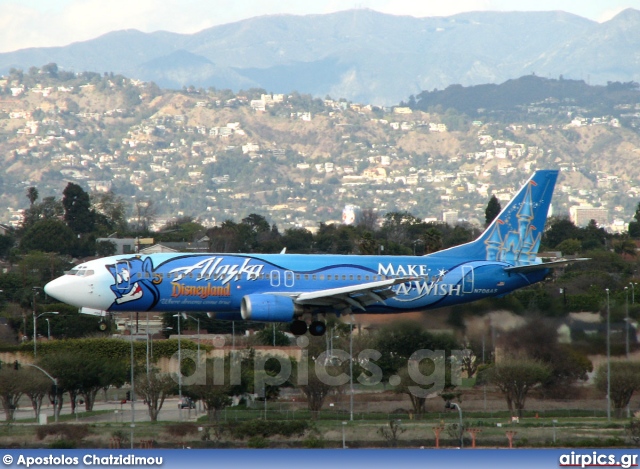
44,170,560,333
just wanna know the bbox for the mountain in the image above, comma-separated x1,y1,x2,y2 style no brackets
1,9,640,104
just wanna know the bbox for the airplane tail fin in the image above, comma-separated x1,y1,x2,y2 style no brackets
438,170,559,266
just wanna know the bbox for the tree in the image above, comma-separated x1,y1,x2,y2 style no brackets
499,318,592,397
542,216,581,249
62,183,94,234
0,365,25,421
290,339,345,419
485,195,501,227
483,358,550,417
423,227,443,254
91,191,128,234
135,368,176,422
357,232,378,255
254,326,291,346
19,220,76,256
393,358,441,418
26,186,39,206
37,352,126,414
374,321,458,380
184,357,247,423
613,237,637,257
595,362,640,418
133,198,157,233
22,367,53,420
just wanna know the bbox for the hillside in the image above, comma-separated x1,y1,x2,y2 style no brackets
2,9,640,104
1,69,640,233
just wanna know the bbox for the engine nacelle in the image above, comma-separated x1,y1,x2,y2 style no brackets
241,294,298,322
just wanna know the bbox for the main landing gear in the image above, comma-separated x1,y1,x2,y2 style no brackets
289,319,327,336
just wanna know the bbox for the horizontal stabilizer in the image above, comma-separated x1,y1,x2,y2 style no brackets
504,258,590,273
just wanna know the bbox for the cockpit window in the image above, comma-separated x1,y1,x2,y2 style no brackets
65,269,94,277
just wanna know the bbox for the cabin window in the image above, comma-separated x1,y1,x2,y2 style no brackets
296,274,301,280
304,274,309,280
349,275,354,280
319,275,324,280
342,275,346,280
357,275,362,281
312,275,317,281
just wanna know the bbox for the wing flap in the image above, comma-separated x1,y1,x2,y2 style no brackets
294,276,417,311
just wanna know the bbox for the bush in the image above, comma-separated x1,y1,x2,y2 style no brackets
247,436,268,448
48,439,76,449
164,423,198,438
225,420,309,439
35,424,90,442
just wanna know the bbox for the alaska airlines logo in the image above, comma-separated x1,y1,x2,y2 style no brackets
172,283,231,299
169,257,263,285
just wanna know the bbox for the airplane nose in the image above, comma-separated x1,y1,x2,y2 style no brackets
44,276,80,306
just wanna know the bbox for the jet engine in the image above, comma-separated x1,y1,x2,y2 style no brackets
240,294,300,322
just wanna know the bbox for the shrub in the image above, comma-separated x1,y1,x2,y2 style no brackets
35,424,90,442
225,420,308,439
247,436,268,448
164,423,199,438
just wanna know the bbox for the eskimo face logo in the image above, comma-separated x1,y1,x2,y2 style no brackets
107,257,159,311
113,265,142,304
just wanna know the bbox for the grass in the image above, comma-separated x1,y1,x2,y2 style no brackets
0,409,637,449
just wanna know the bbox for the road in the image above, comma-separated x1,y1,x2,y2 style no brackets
11,397,203,424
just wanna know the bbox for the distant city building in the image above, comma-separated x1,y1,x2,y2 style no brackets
443,210,459,225
569,205,609,227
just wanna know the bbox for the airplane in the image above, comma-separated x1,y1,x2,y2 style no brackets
44,169,575,337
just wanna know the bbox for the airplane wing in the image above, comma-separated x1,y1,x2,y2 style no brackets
292,277,417,312
504,258,590,274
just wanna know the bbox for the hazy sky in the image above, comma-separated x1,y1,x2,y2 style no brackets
0,0,638,53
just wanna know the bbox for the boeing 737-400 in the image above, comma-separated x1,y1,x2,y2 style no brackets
44,170,576,336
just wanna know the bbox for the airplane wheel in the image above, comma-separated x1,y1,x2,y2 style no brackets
309,321,326,336
98,321,107,331
290,320,308,336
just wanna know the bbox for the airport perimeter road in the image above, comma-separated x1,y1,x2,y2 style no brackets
11,398,203,424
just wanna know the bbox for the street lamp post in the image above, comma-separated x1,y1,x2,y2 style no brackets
173,314,183,421
45,318,51,340
349,318,354,422
606,288,611,422
129,311,135,450
34,311,58,357
183,314,201,365
32,287,40,356
631,282,637,305
445,401,464,448
625,287,630,359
